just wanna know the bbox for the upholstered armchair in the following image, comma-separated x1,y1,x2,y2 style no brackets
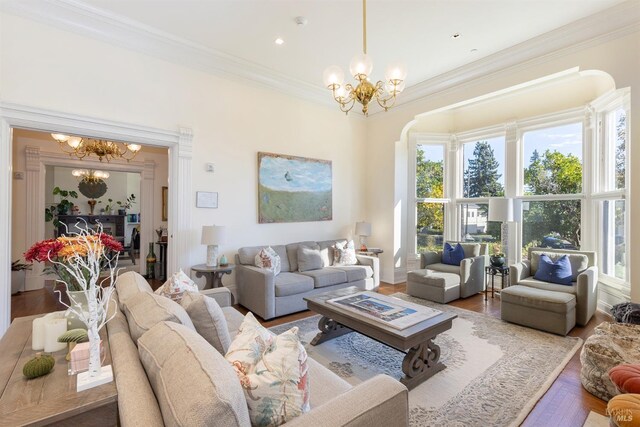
509,247,598,326
420,241,488,298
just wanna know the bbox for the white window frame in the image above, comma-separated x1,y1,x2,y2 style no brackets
591,89,630,293
408,133,450,255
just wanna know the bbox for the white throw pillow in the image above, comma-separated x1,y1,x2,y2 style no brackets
333,240,358,266
255,246,281,275
154,269,199,302
225,312,309,426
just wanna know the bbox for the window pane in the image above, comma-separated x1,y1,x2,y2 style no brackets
459,203,501,245
523,123,583,195
522,200,581,258
614,109,626,190
462,137,505,197
417,202,444,252
602,200,626,280
416,145,444,199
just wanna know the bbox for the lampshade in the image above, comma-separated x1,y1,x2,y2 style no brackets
355,221,372,237
488,198,514,222
201,225,226,245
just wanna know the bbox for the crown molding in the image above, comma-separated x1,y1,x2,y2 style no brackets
1,0,639,115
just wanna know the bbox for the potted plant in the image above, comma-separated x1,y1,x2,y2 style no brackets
98,198,115,215
11,259,31,294
116,194,136,216
44,187,79,227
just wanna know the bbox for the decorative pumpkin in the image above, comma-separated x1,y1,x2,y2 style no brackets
610,364,640,394
57,328,89,343
23,353,55,379
607,393,640,427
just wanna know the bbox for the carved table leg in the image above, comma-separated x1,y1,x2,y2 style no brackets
310,316,352,346
400,338,446,389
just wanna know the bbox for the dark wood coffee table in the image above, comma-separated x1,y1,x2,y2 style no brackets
304,286,457,389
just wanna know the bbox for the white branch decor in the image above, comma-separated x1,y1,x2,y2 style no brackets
25,220,123,389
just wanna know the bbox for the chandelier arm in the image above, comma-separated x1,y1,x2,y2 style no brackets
376,93,398,111
339,98,356,114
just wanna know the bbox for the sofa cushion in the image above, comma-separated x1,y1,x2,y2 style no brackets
307,357,351,408
238,245,290,272
275,272,315,297
300,268,347,288
115,271,153,307
225,313,310,426
530,251,588,282
297,246,323,272
518,277,577,295
222,306,244,339
138,321,251,427
180,292,231,354
442,243,465,266
318,239,346,267
123,291,195,343
286,241,319,272
425,262,460,275
335,265,373,282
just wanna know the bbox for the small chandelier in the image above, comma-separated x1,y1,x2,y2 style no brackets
323,0,407,116
51,133,142,162
72,169,110,183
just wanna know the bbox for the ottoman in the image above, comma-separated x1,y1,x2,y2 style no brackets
406,269,460,303
500,285,576,336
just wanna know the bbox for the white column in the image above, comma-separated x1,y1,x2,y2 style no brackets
504,122,520,264
168,127,193,274
25,146,45,290
139,160,155,275
446,135,459,241
0,120,12,336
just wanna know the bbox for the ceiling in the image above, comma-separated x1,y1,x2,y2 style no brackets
79,0,625,88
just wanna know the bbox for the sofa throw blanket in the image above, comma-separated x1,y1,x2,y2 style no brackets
255,247,281,275
442,243,464,266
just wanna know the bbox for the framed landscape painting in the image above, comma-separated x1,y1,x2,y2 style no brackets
258,152,332,223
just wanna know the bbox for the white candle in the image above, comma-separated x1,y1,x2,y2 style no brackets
32,317,45,351
44,317,67,353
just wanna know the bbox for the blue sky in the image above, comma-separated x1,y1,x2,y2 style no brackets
419,122,583,187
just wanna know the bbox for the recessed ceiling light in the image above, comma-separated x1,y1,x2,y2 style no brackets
451,32,461,39
470,48,478,53
295,16,308,26
275,38,284,45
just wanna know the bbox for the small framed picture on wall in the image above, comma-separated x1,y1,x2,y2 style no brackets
196,191,218,209
162,186,168,221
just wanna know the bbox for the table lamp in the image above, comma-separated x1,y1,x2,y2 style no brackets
201,225,226,267
355,221,372,251
488,198,513,264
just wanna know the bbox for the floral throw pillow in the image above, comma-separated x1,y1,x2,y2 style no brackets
333,240,358,266
255,247,281,276
154,269,199,302
225,312,309,427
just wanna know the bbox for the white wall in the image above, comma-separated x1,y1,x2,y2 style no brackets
365,30,640,303
1,13,368,290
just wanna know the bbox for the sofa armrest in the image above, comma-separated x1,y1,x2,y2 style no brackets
459,255,486,298
509,260,531,284
200,287,232,307
235,265,276,320
356,254,380,288
286,375,408,427
420,251,441,269
576,266,598,326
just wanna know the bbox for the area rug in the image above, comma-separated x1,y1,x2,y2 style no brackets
270,292,583,427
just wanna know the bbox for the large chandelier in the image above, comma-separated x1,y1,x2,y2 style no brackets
72,169,110,183
51,133,142,162
323,0,407,116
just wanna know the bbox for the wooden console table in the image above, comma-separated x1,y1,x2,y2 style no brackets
0,315,117,426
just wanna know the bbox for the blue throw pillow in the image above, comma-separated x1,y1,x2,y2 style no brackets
442,243,465,266
534,254,573,285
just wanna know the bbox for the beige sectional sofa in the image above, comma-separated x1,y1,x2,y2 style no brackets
107,271,407,427
236,239,379,320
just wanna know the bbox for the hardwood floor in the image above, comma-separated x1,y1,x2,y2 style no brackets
11,281,609,426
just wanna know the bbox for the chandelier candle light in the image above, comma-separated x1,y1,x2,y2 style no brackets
323,0,407,115
201,225,226,267
51,133,141,162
